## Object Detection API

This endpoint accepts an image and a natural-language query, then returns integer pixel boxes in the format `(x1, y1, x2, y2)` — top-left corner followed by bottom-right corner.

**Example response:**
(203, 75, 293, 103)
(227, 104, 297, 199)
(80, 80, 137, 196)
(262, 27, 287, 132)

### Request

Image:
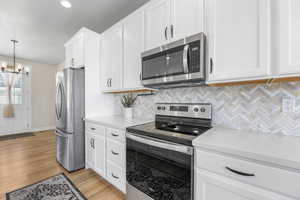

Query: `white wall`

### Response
(56, 61, 65, 72)
(0, 55, 57, 131)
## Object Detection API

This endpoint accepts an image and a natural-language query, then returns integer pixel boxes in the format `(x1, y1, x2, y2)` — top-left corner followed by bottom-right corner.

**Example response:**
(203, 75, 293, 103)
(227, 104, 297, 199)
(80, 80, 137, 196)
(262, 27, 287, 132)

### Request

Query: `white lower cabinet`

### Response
(106, 161, 126, 193)
(106, 139, 125, 169)
(85, 131, 95, 169)
(195, 169, 292, 200)
(195, 149, 297, 200)
(85, 122, 126, 193)
(94, 134, 106, 177)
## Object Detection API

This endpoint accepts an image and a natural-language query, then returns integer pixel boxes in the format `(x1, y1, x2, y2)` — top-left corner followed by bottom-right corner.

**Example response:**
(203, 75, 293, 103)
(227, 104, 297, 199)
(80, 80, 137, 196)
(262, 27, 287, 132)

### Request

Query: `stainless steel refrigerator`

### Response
(55, 68, 85, 171)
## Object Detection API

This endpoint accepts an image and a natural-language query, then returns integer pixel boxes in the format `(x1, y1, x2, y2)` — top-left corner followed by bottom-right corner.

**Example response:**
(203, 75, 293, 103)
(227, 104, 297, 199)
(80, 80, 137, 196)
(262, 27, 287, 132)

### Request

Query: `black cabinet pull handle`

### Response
(210, 58, 214, 74)
(111, 133, 119, 137)
(164, 26, 168, 40)
(91, 128, 96, 130)
(225, 167, 255, 177)
(111, 173, 119, 179)
(111, 150, 119, 155)
(90, 138, 93, 148)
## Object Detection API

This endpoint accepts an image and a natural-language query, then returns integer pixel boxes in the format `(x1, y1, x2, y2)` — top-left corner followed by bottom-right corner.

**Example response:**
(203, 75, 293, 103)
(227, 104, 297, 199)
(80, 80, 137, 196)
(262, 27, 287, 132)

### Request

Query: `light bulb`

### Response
(25, 66, 30, 75)
(17, 64, 23, 72)
(1, 62, 7, 71)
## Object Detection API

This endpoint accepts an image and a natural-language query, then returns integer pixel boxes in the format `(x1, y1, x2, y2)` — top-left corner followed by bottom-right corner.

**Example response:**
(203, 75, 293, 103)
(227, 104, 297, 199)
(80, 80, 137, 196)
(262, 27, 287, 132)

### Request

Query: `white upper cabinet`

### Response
(144, 0, 204, 51)
(72, 34, 84, 67)
(144, 0, 171, 50)
(65, 33, 85, 68)
(101, 22, 123, 91)
(65, 43, 73, 68)
(207, 0, 271, 83)
(278, 0, 300, 76)
(123, 8, 144, 89)
(170, 0, 204, 41)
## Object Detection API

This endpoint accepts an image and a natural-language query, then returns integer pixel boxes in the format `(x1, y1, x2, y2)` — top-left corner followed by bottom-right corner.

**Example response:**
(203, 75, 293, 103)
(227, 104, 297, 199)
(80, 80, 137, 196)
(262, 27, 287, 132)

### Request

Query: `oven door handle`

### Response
(126, 132, 193, 155)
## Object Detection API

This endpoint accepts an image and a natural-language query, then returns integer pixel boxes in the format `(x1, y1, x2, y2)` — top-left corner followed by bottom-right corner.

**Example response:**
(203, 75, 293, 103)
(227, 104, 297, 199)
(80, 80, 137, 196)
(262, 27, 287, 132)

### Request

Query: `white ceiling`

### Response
(0, 0, 149, 65)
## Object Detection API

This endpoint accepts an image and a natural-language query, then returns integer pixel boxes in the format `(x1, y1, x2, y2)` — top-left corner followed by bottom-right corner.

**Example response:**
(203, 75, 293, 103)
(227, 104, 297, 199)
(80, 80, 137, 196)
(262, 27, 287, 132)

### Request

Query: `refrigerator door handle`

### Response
(55, 84, 61, 120)
(55, 130, 68, 138)
(56, 83, 64, 120)
(58, 83, 64, 119)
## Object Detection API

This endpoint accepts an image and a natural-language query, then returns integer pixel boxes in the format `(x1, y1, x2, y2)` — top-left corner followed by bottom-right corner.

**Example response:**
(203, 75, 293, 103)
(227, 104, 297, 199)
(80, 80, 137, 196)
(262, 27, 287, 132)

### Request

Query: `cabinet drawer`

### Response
(85, 123, 105, 135)
(106, 139, 125, 169)
(195, 149, 300, 198)
(106, 128, 125, 142)
(106, 161, 126, 193)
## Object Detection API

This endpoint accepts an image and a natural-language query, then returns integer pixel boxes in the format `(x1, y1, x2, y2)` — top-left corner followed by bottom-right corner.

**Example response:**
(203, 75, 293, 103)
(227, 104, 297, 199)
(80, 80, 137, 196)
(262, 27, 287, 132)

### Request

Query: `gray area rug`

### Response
(6, 173, 86, 200)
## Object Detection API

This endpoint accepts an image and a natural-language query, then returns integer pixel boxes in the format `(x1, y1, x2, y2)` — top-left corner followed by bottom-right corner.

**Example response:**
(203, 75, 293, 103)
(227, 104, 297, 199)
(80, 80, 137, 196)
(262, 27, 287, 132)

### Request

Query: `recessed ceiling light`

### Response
(60, 0, 72, 8)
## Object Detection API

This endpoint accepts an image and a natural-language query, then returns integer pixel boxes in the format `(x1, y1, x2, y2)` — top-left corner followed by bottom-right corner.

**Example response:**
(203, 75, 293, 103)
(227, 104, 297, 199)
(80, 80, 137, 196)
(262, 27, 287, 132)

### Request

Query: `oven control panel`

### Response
(156, 103, 212, 119)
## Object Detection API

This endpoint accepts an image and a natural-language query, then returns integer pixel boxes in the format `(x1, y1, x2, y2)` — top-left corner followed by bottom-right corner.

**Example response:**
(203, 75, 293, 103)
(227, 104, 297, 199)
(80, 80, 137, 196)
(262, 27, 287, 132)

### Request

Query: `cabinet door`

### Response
(207, 0, 270, 82)
(278, 0, 300, 75)
(94, 134, 106, 177)
(73, 34, 85, 68)
(85, 132, 95, 168)
(195, 169, 292, 200)
(123, 8, 144, 89)
(101, 23, 123, 91)
(65, 43, 73, 68)
(144, 0, 171, 50)
(170, 0, 204, 41)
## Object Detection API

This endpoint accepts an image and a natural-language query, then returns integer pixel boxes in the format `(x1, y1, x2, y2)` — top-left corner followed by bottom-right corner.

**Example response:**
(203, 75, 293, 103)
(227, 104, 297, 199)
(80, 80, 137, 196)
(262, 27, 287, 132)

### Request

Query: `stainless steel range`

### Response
(126, 103, 212, 200)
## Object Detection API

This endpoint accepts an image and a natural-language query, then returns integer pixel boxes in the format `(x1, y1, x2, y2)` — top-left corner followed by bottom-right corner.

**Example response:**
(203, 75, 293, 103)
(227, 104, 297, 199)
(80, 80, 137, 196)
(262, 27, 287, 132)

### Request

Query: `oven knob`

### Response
(162, 106, 166, 111)
(157, 106, 162, 110)
(193, 107, 199, 112)
(200, 107, 206, 113)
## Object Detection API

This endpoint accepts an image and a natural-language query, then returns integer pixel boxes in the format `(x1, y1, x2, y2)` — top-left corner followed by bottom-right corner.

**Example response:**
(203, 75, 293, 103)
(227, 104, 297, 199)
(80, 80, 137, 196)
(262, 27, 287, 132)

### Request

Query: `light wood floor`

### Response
(0, 130, 125, 200)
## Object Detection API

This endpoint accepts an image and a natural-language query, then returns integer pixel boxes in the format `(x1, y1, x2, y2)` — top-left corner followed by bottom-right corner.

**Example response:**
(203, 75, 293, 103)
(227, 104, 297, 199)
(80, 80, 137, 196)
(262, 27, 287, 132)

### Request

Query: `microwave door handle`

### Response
(183, 44, 189, 73)
(200, 32, 206, 75)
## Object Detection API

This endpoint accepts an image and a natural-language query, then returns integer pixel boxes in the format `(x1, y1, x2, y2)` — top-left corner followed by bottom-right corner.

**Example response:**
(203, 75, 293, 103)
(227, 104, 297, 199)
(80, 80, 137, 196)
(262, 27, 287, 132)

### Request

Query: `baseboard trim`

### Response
(0, 126, 55, 136)
(30, 126, 55, 133)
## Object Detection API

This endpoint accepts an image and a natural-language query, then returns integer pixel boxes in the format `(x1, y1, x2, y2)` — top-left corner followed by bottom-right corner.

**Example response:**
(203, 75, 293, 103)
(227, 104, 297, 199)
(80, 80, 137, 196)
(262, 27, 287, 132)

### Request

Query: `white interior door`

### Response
(0, 73, 31, 135)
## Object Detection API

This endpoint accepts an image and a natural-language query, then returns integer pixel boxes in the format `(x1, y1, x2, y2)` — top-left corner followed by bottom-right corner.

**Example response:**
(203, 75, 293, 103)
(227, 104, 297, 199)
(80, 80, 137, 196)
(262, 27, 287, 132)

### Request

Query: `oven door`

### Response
(126, 132, 194, 200)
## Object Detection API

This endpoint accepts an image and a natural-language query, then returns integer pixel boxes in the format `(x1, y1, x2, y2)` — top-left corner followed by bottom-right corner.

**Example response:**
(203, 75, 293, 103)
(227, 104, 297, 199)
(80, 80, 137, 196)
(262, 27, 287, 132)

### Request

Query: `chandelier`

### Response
(1, 40, 30, 75)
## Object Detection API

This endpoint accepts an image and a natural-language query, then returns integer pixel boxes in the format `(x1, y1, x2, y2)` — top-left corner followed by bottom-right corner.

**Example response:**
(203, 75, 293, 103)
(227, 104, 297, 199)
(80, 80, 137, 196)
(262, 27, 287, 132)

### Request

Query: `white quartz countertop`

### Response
(85, 115, 152, 130)
(193, 127, 300, 171)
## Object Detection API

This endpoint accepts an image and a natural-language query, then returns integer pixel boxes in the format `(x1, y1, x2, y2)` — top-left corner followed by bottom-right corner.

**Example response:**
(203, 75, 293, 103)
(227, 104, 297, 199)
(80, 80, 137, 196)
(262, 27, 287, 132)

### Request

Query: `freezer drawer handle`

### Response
(111, 173, 119, 179)
(225, 167, 255, 177)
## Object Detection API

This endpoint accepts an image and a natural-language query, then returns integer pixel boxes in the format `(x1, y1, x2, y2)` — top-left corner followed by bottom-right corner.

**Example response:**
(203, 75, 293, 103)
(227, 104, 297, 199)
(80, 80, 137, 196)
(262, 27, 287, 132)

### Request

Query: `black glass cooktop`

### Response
(126, 122, 211, 146)
(156, 123, 211, 136)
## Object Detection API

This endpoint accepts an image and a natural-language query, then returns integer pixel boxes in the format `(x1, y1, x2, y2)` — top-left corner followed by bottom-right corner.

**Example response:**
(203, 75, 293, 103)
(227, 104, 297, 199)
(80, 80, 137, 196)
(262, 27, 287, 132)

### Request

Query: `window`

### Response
(0, 73, 23, 105)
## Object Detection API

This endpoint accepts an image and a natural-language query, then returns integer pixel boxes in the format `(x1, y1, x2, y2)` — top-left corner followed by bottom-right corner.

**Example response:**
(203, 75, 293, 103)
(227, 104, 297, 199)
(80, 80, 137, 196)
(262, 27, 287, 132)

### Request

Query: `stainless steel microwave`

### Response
(141, 33, 206, 89)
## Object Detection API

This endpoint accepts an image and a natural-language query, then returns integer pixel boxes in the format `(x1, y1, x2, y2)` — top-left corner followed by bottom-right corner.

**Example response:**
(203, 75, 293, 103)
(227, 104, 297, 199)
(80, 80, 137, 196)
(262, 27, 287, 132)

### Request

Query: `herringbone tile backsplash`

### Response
(114, 82, 300, 136)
